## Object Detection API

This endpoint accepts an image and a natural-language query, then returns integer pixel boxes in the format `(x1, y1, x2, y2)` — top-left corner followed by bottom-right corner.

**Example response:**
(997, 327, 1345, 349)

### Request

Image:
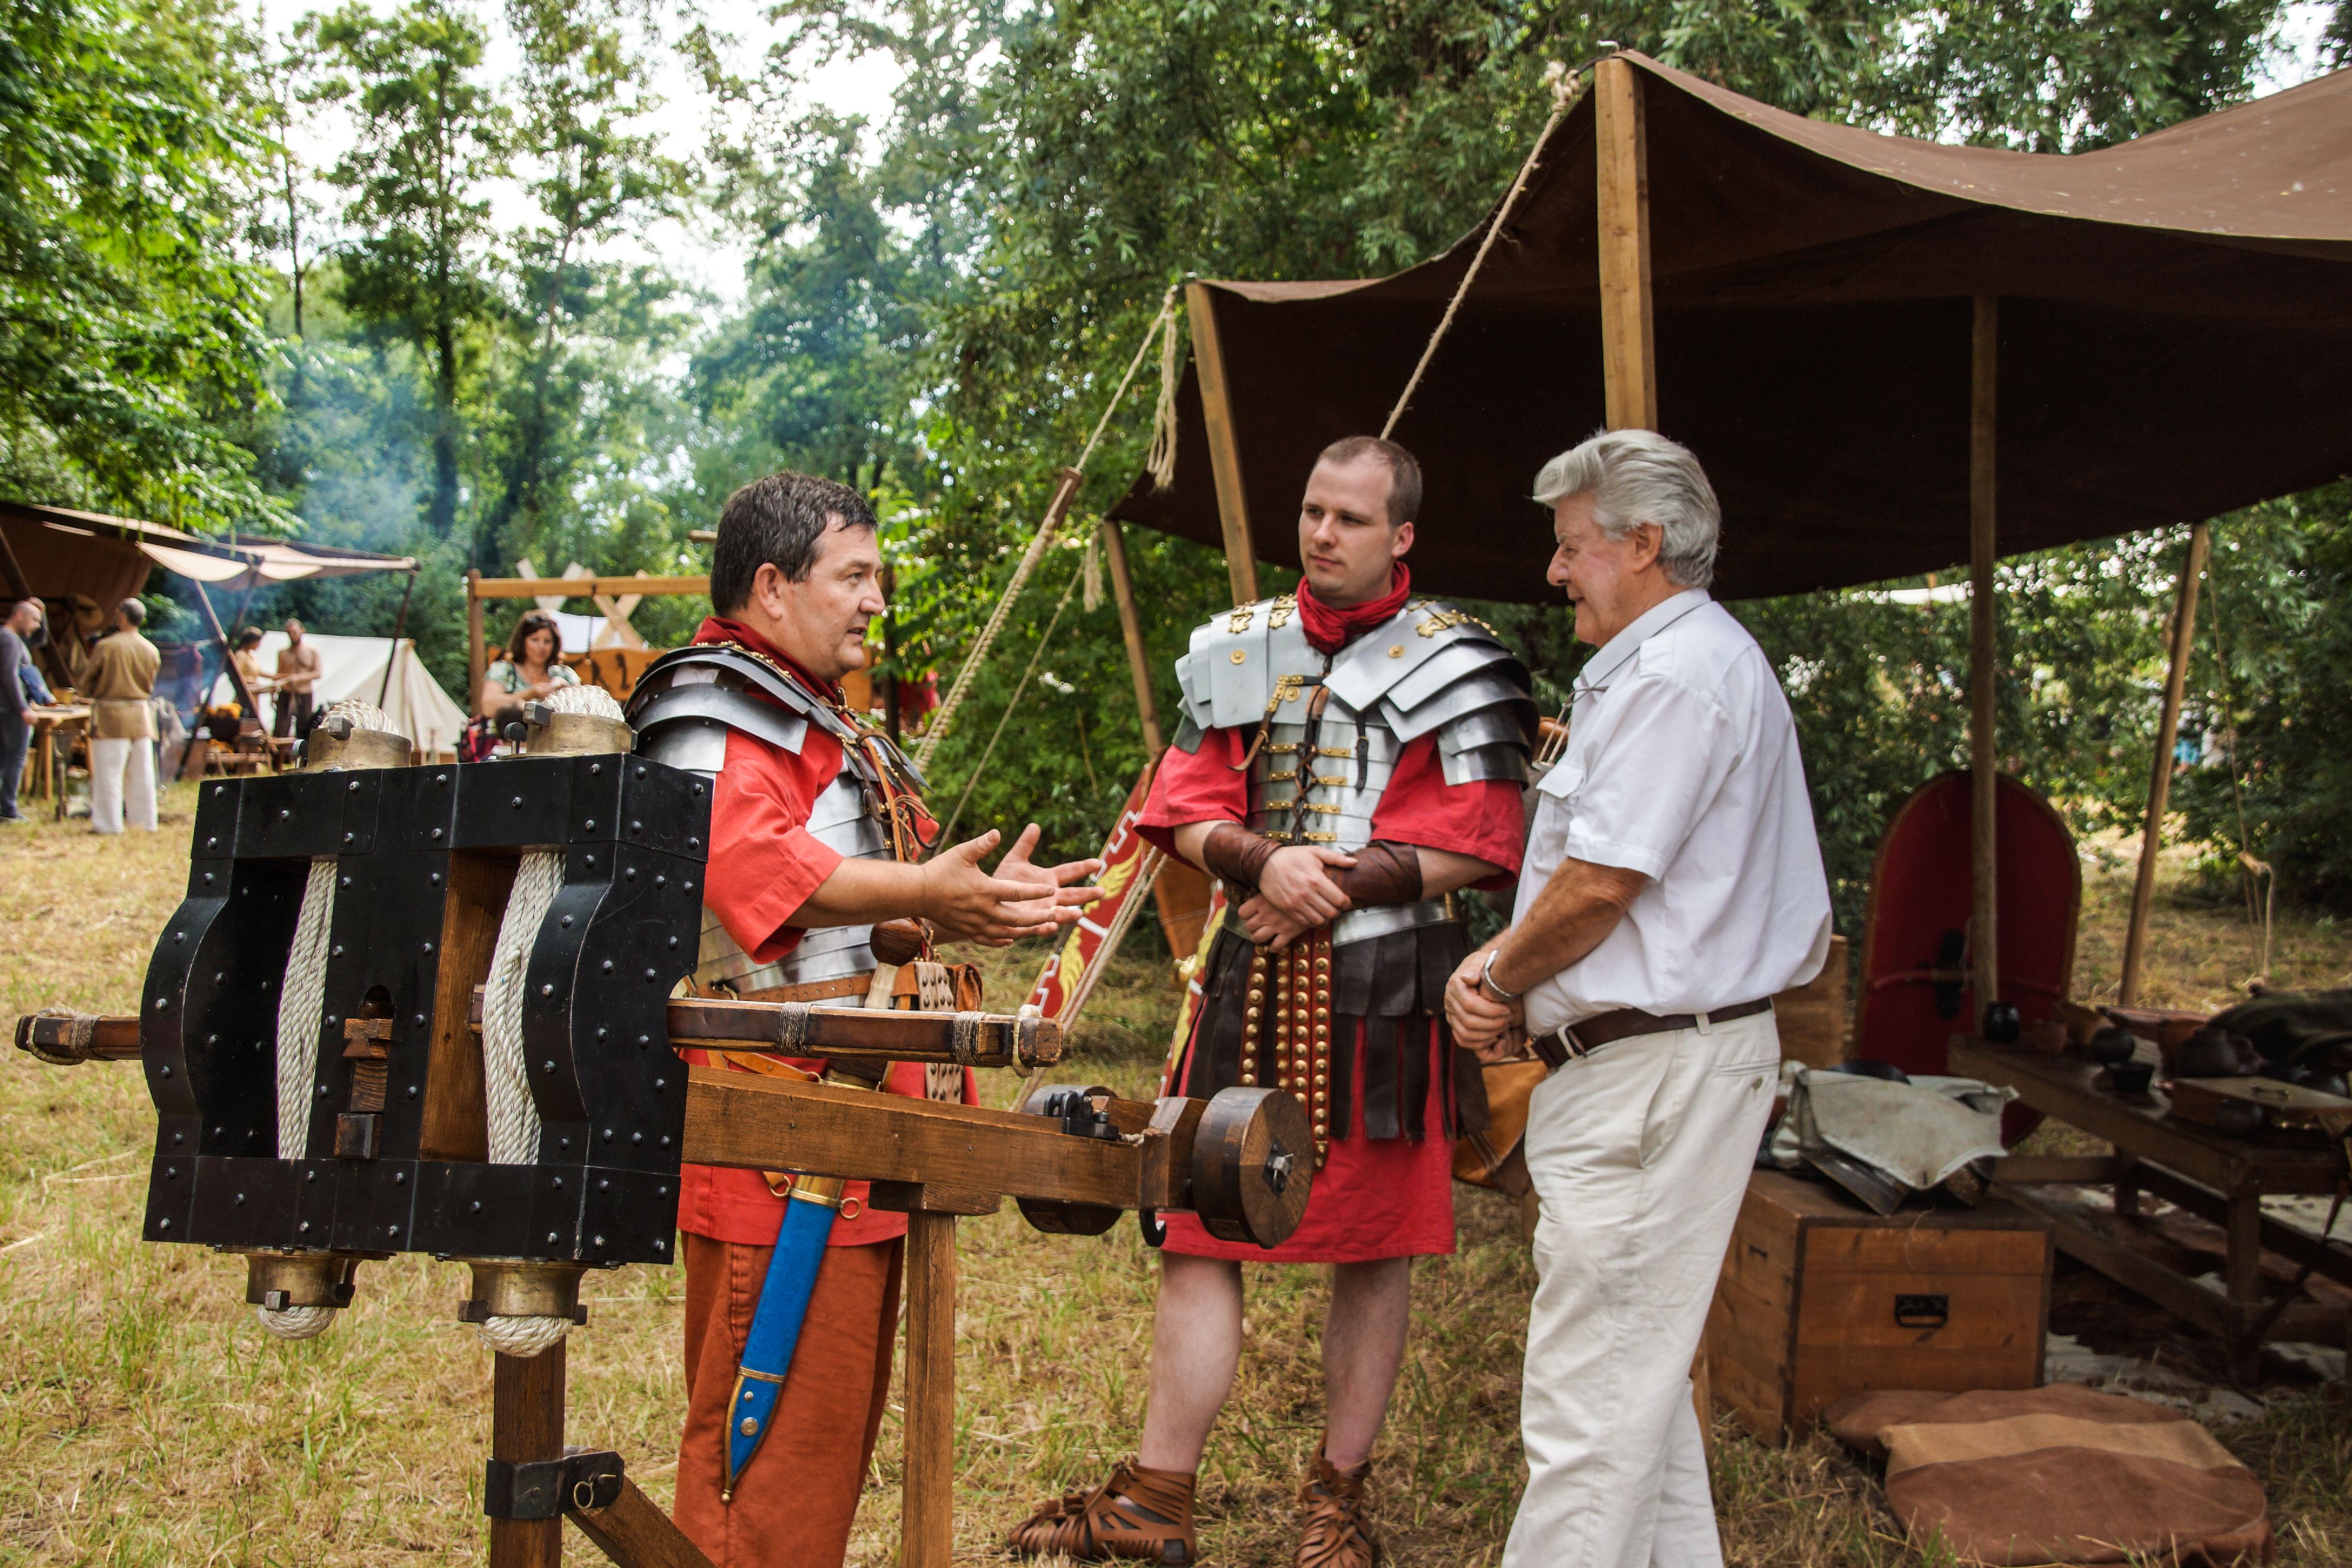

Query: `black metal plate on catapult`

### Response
(188, 1155, 303, 1249)
(574, 1167, 680, 1266)
(232, 770, 359, 860)
(330, 1157, 421, 1253)
(409, 1162, 539, 1259)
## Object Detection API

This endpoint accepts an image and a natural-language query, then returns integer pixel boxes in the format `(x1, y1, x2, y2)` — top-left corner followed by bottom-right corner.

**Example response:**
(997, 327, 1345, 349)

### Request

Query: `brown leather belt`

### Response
(1529, 997, 1774, 1070)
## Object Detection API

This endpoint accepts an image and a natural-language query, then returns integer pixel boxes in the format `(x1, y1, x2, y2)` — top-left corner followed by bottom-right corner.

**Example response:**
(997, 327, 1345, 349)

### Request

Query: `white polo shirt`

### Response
(1513, 589, 1831, 1034)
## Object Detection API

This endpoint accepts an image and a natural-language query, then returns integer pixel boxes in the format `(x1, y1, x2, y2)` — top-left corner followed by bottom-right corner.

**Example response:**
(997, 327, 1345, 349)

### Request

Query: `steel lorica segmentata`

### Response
(1168, 596, 1538, 1150)
(1173, 595, 1536, 945)
(623, 643, 926, 995)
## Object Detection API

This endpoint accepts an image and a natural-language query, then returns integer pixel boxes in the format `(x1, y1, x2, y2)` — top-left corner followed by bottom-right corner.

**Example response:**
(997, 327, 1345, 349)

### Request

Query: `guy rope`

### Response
(915, 283, 1183, 769)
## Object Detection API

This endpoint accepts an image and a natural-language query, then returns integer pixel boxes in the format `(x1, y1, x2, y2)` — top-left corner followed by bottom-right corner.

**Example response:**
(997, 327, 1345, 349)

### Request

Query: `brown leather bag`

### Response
(1452, 1056, 1549, 1197)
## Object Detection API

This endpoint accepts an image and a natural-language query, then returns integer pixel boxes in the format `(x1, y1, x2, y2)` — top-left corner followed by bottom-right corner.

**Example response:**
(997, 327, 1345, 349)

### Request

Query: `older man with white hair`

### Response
(1446, 428, 1830, 1567)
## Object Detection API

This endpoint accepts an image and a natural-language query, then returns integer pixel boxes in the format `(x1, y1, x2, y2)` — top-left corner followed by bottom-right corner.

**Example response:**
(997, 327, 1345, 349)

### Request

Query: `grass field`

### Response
(4, 786, 2349, 1564)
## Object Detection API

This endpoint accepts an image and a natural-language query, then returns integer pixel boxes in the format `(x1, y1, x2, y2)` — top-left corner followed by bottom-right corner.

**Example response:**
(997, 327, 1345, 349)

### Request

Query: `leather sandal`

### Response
(1004, 1460, 1198, 1564)
(1296, 1438, 1377, 1568)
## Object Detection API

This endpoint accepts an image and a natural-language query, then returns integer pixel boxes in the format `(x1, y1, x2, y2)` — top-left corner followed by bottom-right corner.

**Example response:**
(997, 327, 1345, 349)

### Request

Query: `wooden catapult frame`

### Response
(15, 720, 1306, 1568)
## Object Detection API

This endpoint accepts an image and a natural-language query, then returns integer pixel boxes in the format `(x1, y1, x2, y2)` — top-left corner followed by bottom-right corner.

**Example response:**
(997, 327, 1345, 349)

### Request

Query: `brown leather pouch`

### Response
(1452, 1055, 1549, 1197)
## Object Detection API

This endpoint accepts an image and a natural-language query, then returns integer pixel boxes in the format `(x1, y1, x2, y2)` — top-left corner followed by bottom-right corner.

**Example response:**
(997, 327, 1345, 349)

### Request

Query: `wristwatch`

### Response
(1478, 948, 1520, 1003)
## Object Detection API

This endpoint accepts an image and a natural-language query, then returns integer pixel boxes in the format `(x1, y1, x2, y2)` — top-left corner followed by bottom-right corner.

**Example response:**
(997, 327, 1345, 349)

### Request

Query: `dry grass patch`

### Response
(4, 793, 2350, 1564)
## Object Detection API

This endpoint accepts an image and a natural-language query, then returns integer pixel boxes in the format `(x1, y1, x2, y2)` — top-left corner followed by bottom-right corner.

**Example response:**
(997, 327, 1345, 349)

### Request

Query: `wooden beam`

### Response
(1099, 519, 1164, 755)
(899, 1210, 958, 1568)
(680, 1067, 1141, 1206)
(466, 571, 488, 720)
(1969, 296, 2000, 1020)
(565, 1474, 715, 1568)
(489, 1345, 566, 1568)
(1594, 56, 1657, 432)
(2120, 522, 2212, 1005)
(471, 574, 710, 600)
(1185, 282, 1260, 605)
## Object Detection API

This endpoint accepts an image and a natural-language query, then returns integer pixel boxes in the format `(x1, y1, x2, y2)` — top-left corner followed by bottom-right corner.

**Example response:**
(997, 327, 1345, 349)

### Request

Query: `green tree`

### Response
(0, 0, 281, 526)
(309, 0, 508, 539)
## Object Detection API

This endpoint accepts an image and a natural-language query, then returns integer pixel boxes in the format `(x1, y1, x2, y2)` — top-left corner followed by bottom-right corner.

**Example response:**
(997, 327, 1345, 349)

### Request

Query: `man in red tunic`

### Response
(1006, 437, 1534, 1567)
(625, 471, 1101, 1568)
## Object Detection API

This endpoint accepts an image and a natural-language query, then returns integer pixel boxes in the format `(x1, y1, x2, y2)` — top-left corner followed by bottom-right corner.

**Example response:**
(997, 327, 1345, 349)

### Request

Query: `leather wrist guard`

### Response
(1200, 821, 1276, 891)
(1328, 840, 1423, 907)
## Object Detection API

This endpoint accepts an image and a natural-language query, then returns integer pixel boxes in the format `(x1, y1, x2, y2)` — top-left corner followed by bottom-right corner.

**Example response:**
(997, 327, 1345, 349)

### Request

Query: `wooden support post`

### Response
(900, 1210, 958, 1568)
(1099, 519, 1164, 756)
(467, 571, 488, 719)
(1594, 55, 1657, 432)
(1969, 296, 2000, 1020)
(2119, 521, 2212, 1005)
(1185, 282, 1259, 605)
(491, 1344, 567, 1568)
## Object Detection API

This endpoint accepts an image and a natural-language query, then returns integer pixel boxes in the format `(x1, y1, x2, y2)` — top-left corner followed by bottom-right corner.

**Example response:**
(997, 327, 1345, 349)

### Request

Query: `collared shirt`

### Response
(1513, 589, 1830, 1032)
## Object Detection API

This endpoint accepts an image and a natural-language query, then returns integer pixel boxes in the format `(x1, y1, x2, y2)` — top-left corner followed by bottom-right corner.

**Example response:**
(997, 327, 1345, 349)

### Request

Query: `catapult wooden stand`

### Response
(13, 743, 1309, 1568)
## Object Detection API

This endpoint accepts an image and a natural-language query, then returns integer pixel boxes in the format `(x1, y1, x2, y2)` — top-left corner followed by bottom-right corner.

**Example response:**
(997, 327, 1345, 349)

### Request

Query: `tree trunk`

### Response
(432, 319, 460, 538)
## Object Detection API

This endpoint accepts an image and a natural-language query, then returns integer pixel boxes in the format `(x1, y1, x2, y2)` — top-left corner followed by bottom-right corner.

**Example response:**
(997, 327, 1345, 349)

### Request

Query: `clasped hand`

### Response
(1237, 845, 1356, 950)
(1444, 944, 1530, 1063)
(920, 823, 1103, 945)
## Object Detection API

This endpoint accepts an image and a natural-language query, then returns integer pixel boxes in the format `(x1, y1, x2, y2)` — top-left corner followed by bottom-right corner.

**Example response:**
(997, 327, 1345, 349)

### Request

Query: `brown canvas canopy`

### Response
(1109, 54, 2352, 602)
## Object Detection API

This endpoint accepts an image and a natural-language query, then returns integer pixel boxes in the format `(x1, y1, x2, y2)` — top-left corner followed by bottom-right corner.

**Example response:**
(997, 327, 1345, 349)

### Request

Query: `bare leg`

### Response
(1136, 1253, 1245, 1472)
(1322, 1258, 1412, 1469)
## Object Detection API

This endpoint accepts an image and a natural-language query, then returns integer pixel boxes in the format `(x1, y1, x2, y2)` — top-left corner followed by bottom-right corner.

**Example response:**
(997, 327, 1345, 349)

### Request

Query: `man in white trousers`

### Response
(1446, 429, 1830, 1568)
(84, 597, 162, 835)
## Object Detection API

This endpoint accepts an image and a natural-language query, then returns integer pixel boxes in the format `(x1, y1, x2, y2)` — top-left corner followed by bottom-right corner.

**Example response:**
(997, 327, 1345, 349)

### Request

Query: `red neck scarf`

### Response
(1295, 564, 1412, 654)
(692, 616, 842, 705)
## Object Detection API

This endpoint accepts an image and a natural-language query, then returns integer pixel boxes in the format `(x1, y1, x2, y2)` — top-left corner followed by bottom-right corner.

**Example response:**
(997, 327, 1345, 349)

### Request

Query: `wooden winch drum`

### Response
(1189, 1087, 1312, 1247)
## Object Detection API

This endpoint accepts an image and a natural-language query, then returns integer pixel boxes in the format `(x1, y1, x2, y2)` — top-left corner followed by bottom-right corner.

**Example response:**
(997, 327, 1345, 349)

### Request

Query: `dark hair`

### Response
(1315, 436, 1423, 528)
(709, 471, 879, 613)
(235, 626, 263, 649)
(119, 597, 146, 627)
(506, 609, 562, 665)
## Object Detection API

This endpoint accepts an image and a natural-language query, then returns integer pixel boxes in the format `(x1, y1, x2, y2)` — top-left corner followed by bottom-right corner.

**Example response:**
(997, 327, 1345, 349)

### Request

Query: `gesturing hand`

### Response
(919, 826, 1102, 946)
(1256, 845, 1356, 928)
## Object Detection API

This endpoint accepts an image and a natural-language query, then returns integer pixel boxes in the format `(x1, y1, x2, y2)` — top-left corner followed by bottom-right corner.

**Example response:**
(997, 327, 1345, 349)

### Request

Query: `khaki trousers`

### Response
(1502, 1009, 1779, 1568)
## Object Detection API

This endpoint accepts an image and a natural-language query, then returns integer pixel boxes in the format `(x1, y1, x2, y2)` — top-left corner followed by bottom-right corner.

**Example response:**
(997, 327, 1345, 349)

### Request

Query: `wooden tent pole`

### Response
(1185, 282, 1259, 605)
(466, 571, 488, 719)
(1594, 56, 1657, 432)
(2119, 522, 2212, 1005)
(1969, 296, 2000, 1020)
(1099, 519, 1164, 756)
(190, 579, 261, 725)
(377, 567, 418, 709)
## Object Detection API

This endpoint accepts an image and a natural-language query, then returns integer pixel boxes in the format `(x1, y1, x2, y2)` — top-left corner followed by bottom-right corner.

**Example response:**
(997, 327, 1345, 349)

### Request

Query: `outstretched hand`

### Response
(919, 825, 1102, 947)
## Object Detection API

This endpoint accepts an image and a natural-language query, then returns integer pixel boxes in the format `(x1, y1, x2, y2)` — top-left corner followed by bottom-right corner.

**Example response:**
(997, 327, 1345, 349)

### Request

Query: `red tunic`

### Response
(1137, 712, 1526, 1263)
(675, 725, 974, 1251)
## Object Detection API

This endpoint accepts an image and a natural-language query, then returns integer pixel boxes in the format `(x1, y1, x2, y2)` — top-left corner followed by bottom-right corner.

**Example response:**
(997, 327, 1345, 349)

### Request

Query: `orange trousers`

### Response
(675, 1233, 904, 1568)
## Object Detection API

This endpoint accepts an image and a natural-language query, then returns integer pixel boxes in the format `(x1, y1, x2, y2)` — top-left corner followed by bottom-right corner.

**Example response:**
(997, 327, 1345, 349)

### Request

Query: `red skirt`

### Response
(1162, 1019, 1457, 1264)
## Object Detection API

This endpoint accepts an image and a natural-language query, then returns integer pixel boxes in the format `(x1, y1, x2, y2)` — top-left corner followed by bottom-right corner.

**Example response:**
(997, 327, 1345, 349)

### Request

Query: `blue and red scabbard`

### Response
(722, 1174, 846, 1500)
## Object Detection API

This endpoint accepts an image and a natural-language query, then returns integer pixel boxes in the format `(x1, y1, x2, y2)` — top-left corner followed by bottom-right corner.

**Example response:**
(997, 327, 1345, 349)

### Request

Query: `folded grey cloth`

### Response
(1770, 1067, 2015, 1193)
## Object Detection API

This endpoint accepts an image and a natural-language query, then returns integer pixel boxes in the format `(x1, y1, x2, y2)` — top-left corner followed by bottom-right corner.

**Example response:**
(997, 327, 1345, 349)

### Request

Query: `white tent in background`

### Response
(208, 632, 470, 758)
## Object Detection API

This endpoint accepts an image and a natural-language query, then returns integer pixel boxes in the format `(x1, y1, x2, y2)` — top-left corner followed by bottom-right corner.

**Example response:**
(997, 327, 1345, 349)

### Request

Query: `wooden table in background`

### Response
(24, 704, 88, 819)
(1953, 1036, 2352, 1380)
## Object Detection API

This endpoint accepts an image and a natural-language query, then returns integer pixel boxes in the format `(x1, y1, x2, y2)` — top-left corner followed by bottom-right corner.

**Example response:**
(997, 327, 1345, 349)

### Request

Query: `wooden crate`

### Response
(1772, 935, 1850, 1069)
(1704, 1169, 2051, 1444)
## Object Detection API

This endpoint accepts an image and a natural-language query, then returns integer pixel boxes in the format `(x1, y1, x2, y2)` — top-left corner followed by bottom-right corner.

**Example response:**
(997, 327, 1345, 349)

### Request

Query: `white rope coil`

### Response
(261, 698, 403, 1343)
(475, 683, 625, 1356)
(258, 1305, 337, 1341)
